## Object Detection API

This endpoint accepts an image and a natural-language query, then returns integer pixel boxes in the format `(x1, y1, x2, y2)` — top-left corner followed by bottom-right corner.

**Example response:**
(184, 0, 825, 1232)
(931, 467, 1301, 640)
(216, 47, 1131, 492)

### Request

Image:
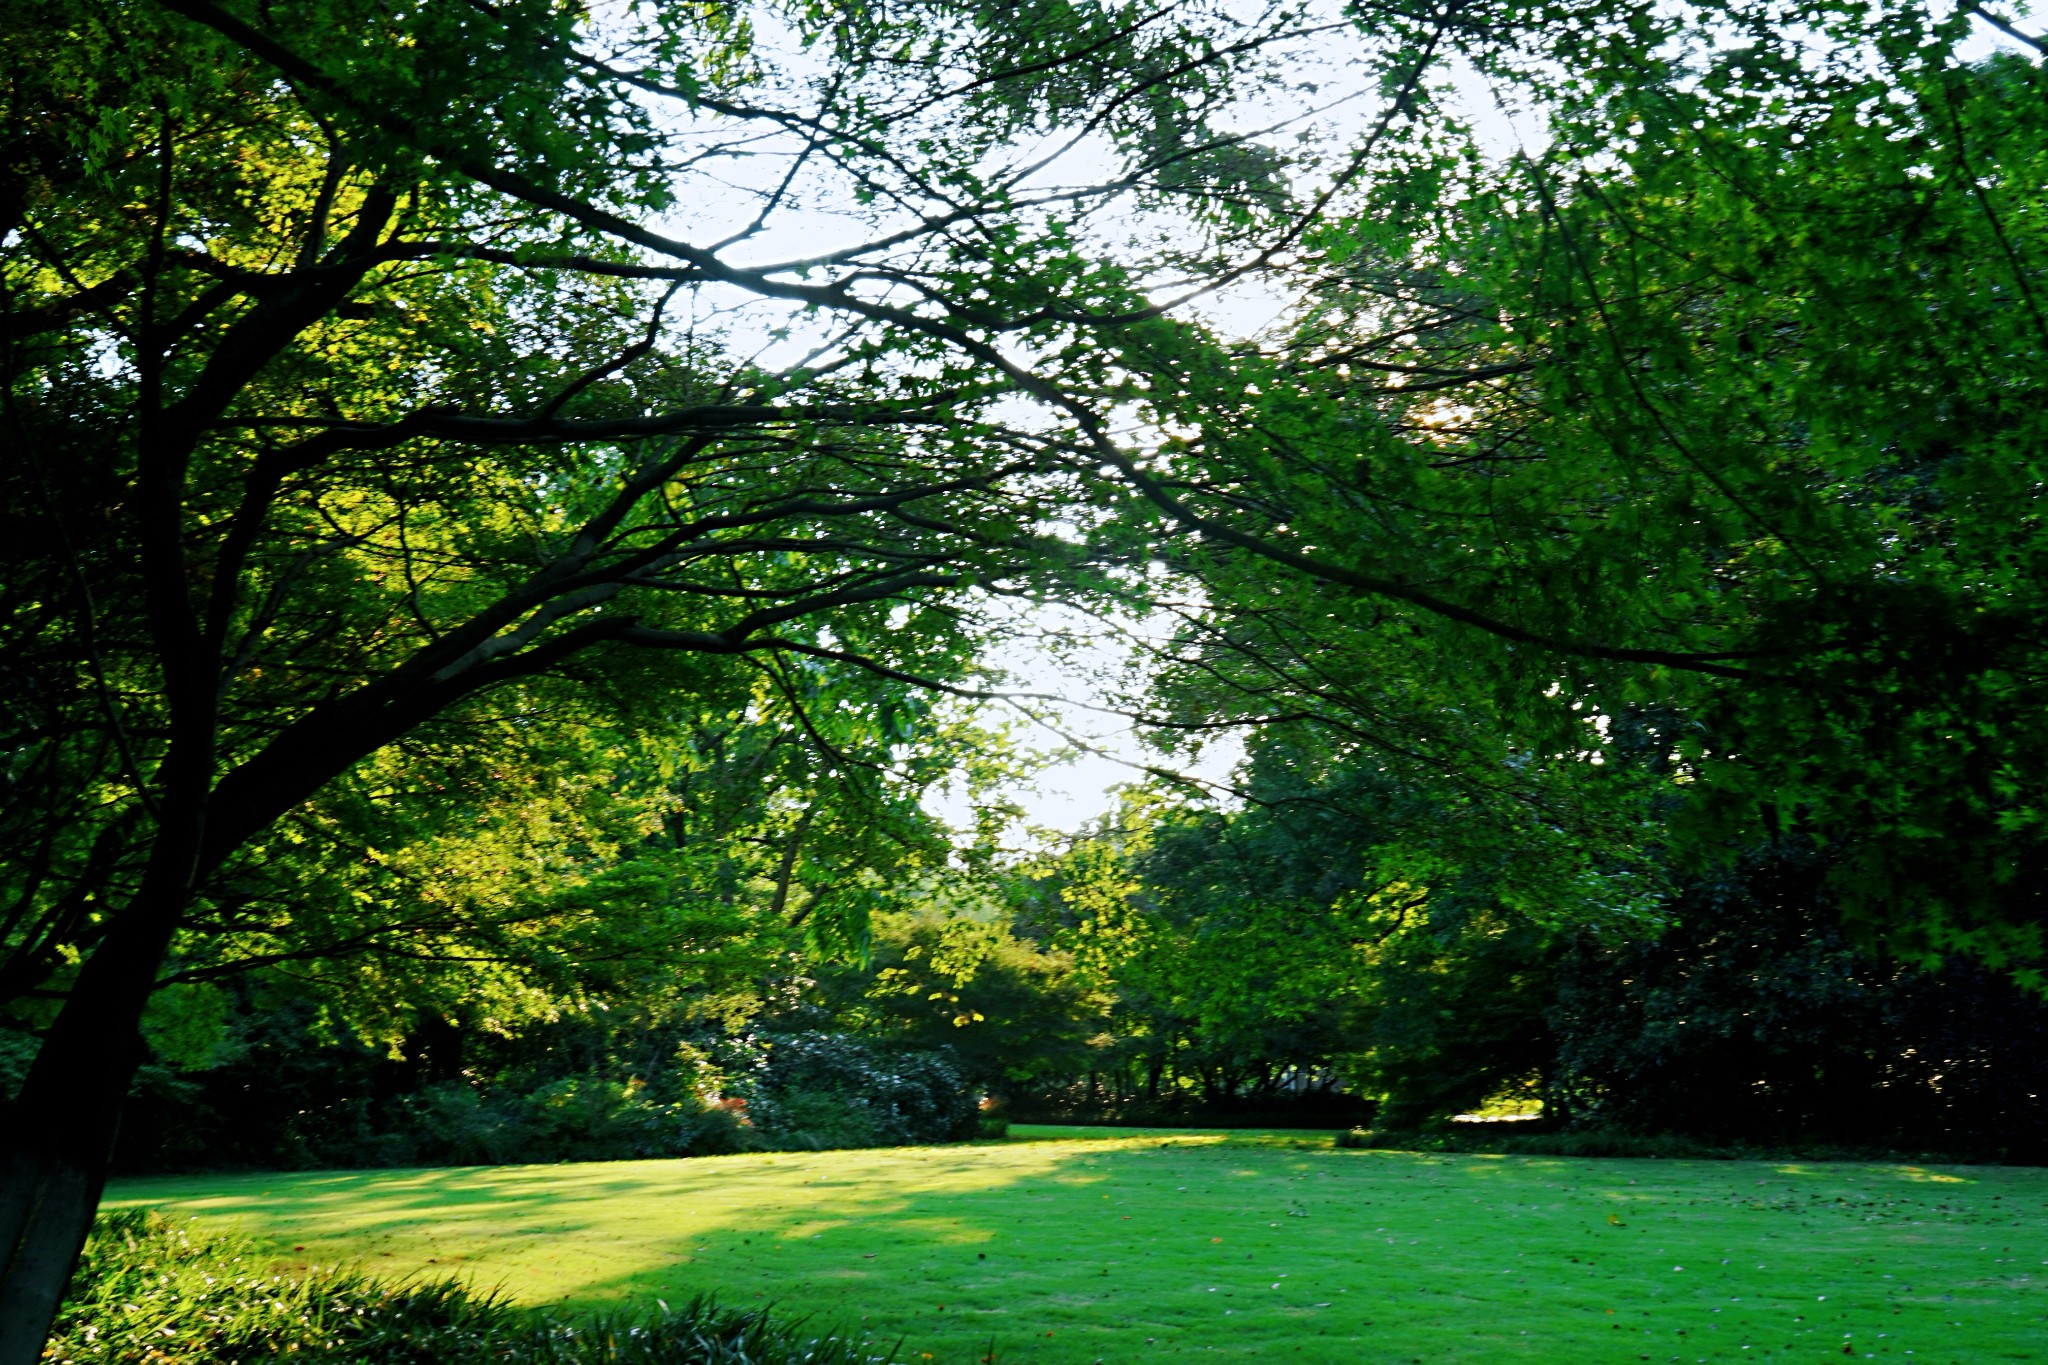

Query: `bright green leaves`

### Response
(1125, 24, 2048, 972)
(1513, 49, 2048, 961)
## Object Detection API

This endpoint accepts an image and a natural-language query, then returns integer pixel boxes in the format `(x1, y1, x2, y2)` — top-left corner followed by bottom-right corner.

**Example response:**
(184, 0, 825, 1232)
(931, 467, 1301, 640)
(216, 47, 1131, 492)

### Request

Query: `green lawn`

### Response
(105, 1125, 2048, 1363)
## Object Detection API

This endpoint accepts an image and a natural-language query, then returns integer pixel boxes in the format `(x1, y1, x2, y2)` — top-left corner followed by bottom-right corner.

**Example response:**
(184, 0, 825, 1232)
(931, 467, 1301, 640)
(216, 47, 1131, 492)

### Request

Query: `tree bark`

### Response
(0, 874, 186, 1365)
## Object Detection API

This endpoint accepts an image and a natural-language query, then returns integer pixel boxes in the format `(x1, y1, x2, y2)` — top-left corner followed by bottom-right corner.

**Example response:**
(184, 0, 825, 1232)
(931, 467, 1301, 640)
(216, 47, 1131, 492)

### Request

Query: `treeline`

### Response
(87, 777, 2048, 1172)
(1045, 789, 2048, 1157)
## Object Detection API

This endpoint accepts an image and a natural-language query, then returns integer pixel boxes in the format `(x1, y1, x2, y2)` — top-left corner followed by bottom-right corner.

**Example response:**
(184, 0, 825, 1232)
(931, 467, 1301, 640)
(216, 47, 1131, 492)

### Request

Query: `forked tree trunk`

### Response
(0, 881, 186, 1365)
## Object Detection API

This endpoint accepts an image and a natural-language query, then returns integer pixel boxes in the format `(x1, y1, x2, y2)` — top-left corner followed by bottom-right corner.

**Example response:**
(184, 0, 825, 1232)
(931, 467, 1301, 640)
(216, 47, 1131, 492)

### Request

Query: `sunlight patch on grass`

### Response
(107, 1127, 2048, 1364)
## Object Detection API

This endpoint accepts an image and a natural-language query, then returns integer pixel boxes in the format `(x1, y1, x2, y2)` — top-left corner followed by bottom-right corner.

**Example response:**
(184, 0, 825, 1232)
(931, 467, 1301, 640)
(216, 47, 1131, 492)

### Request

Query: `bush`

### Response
(236, 1077, 759, 1170)
(1008, 1090, 1376, 1129)
(48, 1210, 890, 1364)
(740, 1033, 978, 1151)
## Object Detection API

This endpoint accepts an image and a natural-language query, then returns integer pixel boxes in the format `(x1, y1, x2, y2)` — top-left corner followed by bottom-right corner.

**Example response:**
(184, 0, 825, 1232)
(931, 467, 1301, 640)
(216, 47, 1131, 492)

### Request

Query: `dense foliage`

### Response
(961, 789, 2048, 1156)
(1548, 855, 2048, 1156)
(105, 997, 985, 1171)
(1135, 20, 2048, 969)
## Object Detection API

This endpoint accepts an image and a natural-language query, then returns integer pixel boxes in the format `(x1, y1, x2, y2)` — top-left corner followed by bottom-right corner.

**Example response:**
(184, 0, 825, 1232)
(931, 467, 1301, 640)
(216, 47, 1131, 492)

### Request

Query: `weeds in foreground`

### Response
(48, 1210, 890, 1364)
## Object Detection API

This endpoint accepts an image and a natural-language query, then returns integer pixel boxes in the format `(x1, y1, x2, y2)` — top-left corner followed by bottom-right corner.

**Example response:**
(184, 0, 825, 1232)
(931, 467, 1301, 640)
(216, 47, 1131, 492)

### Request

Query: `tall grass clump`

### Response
(48, 1210, 891, 1364)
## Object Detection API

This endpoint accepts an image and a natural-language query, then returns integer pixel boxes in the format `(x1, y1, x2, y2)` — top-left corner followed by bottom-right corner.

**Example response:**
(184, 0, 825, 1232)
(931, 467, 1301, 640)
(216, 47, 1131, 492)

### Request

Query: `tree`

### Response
(1, 0, 1413, 1347)
(1121, 11, 2048, 969)
(1014, 712, 1643, 1121)
(816, 889, 1113, 1100)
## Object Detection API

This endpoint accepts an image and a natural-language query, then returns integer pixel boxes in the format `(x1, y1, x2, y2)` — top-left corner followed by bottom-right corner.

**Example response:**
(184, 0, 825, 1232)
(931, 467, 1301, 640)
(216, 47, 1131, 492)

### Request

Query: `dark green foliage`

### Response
(48, 1211, 888, 1365)
(820, 906, 1108, 1097)
(1008, 753, 1591, 1129)
(1548, 853, 2048, 1158)
(1347, 908, 1559, 1132)
(113, 1004, 986, 1170)
(739, 1032, 979, 1150)
(1002, 792, 1396, 1123)
(1309, 843, 2048, 1153)
(121, 1068, 751, 1171)
(113, 1001, 753, 1172)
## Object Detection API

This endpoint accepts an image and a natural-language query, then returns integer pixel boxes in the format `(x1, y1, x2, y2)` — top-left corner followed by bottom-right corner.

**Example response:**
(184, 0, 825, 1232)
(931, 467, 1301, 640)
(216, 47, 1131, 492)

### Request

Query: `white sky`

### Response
(932, 603, 1249, 837)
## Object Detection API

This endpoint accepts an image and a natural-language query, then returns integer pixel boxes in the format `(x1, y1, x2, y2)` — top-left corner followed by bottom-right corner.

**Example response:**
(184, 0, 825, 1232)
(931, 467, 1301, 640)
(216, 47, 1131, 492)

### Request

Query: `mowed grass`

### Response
(106, 1125, 2048, 1364)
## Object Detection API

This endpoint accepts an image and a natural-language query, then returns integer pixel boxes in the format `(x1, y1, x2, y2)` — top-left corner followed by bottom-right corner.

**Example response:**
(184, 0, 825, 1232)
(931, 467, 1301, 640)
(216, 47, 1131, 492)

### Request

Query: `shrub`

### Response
(750, 1089, 885, 1151)
(741, 1033, 978, 1150)
(48, 1210, 890, 1364)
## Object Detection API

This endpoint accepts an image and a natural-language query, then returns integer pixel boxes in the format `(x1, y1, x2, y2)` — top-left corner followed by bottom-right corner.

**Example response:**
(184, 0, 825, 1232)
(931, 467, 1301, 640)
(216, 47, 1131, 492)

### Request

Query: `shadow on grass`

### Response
(107, 1131, 2048, 1365)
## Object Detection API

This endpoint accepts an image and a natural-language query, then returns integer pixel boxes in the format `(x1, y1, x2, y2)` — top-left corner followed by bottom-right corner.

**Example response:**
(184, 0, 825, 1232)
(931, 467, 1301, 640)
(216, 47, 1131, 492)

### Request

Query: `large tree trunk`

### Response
(0, 1151, 107, 1365)
(0, 878, 189, 1365)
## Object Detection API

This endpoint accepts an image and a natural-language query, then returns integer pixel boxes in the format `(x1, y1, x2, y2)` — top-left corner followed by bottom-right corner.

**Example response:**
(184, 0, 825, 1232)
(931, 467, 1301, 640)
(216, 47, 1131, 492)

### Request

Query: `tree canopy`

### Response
(6, 0, 2048, 1354)
(1127, 13, 2048, 971)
